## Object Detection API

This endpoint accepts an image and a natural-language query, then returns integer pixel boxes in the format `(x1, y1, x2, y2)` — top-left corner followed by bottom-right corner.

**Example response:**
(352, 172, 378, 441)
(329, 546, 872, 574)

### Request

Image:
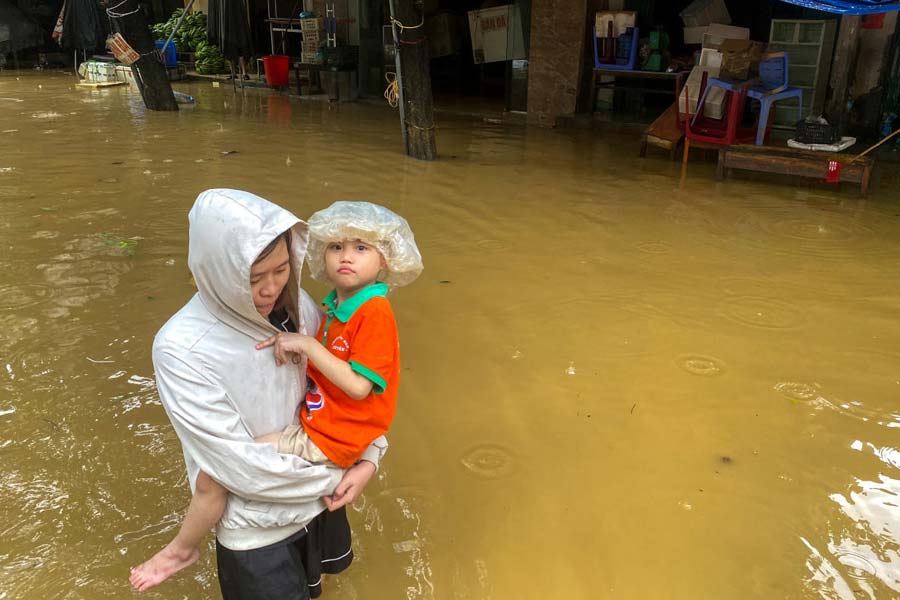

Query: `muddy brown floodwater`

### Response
(2, 71, 900, 599)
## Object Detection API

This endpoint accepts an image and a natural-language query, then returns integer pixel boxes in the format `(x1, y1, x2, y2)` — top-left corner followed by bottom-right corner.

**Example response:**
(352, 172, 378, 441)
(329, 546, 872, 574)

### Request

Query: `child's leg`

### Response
(128, 471, 227, 591)
(258, 425, 330, 463)
(255, 431, 282, 447)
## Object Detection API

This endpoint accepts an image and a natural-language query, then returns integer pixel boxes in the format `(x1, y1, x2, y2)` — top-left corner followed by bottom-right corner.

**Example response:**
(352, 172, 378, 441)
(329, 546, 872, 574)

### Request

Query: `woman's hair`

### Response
(254, 229, 292, 264)
(253, 228, 299, 327)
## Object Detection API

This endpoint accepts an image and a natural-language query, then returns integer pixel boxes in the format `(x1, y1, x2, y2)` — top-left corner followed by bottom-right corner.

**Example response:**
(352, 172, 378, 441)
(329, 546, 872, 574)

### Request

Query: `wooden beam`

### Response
(826, 15, 861, 132)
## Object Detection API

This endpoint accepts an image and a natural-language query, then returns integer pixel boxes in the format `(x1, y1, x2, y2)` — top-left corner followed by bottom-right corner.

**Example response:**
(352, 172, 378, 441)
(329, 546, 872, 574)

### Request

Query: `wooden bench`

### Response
(639, 102, 683, 160)
(717, 144, 874, 195)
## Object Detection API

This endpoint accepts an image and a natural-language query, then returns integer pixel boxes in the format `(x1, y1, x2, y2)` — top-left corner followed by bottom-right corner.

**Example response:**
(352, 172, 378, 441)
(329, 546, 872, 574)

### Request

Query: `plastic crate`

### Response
(300, 17, 323, 31)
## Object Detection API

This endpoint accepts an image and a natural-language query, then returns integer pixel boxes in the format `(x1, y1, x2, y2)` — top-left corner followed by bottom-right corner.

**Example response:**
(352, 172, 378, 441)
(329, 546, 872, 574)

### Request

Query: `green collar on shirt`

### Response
(322, 282, 389, 323)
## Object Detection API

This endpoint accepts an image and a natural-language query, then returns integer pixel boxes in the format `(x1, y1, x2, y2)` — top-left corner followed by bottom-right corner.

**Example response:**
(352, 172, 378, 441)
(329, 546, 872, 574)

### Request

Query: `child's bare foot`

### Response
(129, 544, 200, 592)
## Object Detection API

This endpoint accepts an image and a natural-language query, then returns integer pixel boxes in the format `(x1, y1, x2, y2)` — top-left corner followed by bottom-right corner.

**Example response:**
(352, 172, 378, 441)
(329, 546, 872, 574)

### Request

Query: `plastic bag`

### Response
(306, 201, 423, 289)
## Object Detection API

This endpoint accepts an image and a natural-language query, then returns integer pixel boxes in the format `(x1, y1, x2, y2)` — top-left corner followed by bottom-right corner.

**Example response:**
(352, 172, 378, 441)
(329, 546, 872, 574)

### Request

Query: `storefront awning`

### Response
(779, 0, 900, 14)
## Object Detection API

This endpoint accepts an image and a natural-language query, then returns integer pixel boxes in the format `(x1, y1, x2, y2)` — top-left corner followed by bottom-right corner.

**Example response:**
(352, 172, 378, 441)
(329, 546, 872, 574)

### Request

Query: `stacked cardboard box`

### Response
(681, 0, 731, 44)
(78, 61, 118, 83)
(678, 48, 726, 119)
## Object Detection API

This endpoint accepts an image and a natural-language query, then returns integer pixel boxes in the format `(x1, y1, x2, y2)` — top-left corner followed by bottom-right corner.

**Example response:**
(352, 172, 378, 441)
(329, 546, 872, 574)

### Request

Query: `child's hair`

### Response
(306, 201, 423, 288)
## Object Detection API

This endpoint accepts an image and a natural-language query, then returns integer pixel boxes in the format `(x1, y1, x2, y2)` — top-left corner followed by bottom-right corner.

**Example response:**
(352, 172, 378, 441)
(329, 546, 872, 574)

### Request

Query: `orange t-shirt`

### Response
(300, 284, 399, 467)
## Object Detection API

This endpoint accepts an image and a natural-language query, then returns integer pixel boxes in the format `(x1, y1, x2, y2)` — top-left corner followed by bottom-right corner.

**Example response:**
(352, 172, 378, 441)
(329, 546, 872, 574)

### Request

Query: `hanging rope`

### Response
(384, 72, 399, 107)
(389, 15, 425, 31)
(106, 0, 140, 18)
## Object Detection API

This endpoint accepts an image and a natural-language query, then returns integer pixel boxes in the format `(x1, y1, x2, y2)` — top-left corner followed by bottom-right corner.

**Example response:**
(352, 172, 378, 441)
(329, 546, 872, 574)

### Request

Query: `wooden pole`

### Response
(108, 0, 178, 111)
(826, 15, 861, 133)
(392, 0, 436, 160)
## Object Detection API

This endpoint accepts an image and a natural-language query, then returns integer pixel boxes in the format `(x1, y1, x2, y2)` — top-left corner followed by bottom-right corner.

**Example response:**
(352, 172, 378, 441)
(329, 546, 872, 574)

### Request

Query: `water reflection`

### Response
(803, 470, 900, 599)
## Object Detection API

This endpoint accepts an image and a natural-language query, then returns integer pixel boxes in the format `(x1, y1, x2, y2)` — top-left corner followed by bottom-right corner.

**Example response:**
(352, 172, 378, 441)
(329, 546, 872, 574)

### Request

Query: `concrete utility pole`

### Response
(391, 0, 436, 160)
(108, 0, 178, 111)
(826, 15, 861, 133)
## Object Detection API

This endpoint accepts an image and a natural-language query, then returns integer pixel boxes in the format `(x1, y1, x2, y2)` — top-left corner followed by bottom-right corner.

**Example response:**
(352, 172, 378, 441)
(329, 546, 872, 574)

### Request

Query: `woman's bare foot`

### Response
(129, 544, 200, 592)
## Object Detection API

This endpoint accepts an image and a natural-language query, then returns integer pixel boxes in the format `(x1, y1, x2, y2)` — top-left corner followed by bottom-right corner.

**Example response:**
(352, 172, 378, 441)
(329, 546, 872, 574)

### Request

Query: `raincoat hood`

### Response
(188, 188, 308, 338)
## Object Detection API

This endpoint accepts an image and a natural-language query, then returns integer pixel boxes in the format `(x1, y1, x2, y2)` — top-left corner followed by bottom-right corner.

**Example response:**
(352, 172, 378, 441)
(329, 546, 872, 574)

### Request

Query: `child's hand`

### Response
(255, 333, 311, 366)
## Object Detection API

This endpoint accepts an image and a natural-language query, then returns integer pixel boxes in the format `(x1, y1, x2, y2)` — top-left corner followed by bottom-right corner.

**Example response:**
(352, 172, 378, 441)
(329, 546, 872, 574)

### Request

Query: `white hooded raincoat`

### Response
(153, 189, 387, 551)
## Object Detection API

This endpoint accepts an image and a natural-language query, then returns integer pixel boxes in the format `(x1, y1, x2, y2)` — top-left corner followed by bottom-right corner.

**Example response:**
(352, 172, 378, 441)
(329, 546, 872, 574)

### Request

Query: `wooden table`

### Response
(717, 145, 874, 195)
(591, 69, 686, 112)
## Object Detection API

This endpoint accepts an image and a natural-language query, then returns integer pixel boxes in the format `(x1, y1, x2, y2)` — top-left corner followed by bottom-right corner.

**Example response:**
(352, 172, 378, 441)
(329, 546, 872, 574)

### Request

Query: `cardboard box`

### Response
(719, 39, 764, 80)
(595, 11, 636, 37)
(78, 61, 118, 83)
(683, 26, 708, 44)
(679, 64, 726, 119)
(699, 47, 723, 70)
(468, 5, 526, 64)
(680, 0, 730, 27)
(684, 22, 747, 45)
(115, 64, 136, 85)
(701, 24, 750, 48)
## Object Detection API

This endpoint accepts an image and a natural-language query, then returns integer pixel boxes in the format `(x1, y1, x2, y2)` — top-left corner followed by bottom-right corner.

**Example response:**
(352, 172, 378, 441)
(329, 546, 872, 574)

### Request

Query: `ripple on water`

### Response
(636, 241, 671, 254)
(719, 296, 805, 330)
(873, 446, 900, 469)
(774, 382, 820, 402)
(677, 354, 725, 377)
(776, 382, 899, 428)
(720, 276, 807, 298)
(833, 549, 878, 581)
(460, 443, 516, 479)
(474, 238, 508, 252)
(0, 284, 54, 311)
(735, 211, 896, 261)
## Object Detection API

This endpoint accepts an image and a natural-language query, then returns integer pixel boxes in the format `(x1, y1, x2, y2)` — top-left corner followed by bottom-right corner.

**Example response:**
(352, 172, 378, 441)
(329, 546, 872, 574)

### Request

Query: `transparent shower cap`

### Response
(306, 201, 423, 288)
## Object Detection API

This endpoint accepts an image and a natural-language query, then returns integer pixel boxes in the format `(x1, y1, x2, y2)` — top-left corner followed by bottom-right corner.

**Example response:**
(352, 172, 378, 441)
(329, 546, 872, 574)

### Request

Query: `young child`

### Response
(129, 201, 422, 592)
(255, 201, 423, 469)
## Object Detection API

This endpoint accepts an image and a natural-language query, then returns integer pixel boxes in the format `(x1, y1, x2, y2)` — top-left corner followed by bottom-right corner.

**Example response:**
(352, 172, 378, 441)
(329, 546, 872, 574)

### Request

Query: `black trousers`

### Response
(216, 507, 353, 600)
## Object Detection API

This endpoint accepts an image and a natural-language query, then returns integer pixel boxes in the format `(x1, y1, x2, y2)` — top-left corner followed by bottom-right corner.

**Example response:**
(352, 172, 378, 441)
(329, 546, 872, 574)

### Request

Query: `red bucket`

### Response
(263, 55, 289, 87)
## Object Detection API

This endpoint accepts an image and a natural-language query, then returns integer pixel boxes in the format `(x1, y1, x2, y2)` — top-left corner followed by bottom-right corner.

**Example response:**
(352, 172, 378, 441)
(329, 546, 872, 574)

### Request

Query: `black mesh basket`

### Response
(795, 120, 839, 145)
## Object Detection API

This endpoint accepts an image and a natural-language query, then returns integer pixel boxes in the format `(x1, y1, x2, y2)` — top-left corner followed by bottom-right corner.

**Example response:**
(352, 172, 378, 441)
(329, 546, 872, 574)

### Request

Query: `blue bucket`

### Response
(155, 40, 177, 68)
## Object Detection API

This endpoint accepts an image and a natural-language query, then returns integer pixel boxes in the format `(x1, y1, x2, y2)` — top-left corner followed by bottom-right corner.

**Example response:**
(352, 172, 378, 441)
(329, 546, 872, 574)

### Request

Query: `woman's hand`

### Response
(255, 333, 312, 366)
(323, 460, 376, 511)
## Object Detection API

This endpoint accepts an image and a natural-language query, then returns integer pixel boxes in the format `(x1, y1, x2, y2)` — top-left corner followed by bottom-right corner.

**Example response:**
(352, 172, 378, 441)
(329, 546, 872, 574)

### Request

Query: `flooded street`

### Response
(2, 71, 900, 599)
